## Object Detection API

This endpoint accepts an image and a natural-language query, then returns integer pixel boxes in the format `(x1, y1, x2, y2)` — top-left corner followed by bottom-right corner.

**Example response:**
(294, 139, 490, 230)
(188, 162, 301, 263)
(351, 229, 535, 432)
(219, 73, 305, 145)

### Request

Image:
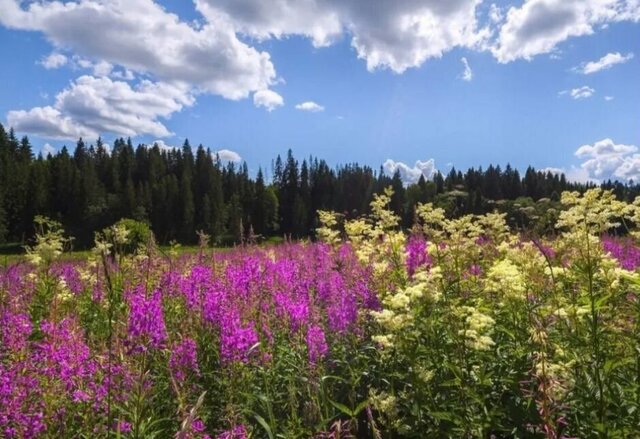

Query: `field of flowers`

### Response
(2, 188, 640, 438)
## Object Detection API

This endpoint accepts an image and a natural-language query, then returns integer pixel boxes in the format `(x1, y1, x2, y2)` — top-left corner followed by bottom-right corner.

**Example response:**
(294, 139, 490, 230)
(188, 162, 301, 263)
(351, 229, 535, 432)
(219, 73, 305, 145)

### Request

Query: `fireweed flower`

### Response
(405, 235, 431, 276)
(220, 311, 259, 363)
(127, 287, 168, 353)
(51, 263, 84, 295)
(0, 311, 32, 353)
(466, 264, 483, 277)
(169, 338, 200, 383)
(216, 425, 248, 439)
(115, 420, 132, 434)
(0, 362, 46, 439)
(602, 236, 640, 271)
(306, 325, 328, 365)
(179, 266, 213, 309)
(37, 319, 99, 392)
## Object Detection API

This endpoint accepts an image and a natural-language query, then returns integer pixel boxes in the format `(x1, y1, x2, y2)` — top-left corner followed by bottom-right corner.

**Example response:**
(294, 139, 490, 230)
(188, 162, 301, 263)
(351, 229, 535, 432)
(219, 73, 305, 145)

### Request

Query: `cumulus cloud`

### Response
(111, 69, 135, 81)
(40, 52, 67, 69)
(41, 142, 56, 157)
(493, 0, 640, 63)
(541, 166, 564, 175)
(575, 138, 640, 182)
(460, 57, 473, 81)
(5, 0, 640, 140)
(8, 75, 194, 140)
(541, 166, 594, 183)
(74, 57, 114, 77)
(383, 159, 437, 185)
(149, 140, 177, 151)
(7, 106, 97, 140)
(570, 86, 595, 99)
(196, 0, 490, 73)
(488, 3, 504, 23)
(574, 51, 634, 74)
(605, 95, 615, 101)
(560, 86, 595, 99)
(253, 89, 284, 112)
(213, 149, 242, 162)
(0, 0, 276, 99)
(295, 101, 324, 112)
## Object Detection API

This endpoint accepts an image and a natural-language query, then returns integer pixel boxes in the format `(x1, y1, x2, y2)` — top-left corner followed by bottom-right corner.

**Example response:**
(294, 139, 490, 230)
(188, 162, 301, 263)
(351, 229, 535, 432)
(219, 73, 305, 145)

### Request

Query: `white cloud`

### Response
(460, 57, 473, 81)
(0, 0, 276, 99)
(73, 57, 114, 77)
(40, 52, 67, 69)
(41, 142, 56, 156)
(253, 89, 284, 112)
(541, 166, 564, 175)
(560, 85, 595, 99)
(6, 0, 640, 141)
(196, 0, 490, 73)
(383, 159, 437, 185)
(575, 138, 640, 182)
(575, 51, 634, 74)
(605, 95, 615, 101)
(295, 101, 324, 112)
(213, 149, 242, 162)
(493, 0, 640, 63)
(488, 3, 504, 23)
(541, 166, 594, 183)
(111, 69, 135, 81)
(8, 75, 194, 140)
(7, 106, 96, 140)
(150, 140, 177, 151)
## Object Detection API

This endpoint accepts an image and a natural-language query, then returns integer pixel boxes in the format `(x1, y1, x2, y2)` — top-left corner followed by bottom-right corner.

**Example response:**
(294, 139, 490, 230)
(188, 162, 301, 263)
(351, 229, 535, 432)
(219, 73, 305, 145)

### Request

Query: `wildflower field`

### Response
(3, 188, 640, 438)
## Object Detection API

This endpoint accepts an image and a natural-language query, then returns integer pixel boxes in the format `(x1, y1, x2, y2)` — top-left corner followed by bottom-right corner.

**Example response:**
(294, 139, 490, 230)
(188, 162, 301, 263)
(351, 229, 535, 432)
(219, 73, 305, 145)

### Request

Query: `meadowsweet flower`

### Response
(557, 189, 626, 235)
(317, 210, 341, 245)
(487, 259, 526, 299)
(458, 306, 495, 351)
(369, 390, 398, 418)
(372, 334, 394, 349)
(370, 187, 400, 230)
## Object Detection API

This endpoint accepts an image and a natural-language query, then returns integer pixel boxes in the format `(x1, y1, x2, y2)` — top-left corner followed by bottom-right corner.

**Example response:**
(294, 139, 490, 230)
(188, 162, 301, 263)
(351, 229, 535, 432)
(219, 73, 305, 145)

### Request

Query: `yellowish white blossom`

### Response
(487, 258, 526, 299)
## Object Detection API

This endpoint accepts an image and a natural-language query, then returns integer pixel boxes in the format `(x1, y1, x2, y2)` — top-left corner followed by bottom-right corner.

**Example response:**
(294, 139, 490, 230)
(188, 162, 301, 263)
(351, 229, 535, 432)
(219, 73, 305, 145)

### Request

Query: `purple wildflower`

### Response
(217, 425, 248, 439)
(169, 338, 200, 383)
(307, 325, 328, 365)
(126, 287, 168, 353)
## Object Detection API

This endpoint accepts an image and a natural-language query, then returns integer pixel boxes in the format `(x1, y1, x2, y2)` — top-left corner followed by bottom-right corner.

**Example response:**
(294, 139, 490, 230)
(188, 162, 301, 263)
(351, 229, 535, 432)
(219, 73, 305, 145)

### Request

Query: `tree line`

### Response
(1, 122, 638, 248)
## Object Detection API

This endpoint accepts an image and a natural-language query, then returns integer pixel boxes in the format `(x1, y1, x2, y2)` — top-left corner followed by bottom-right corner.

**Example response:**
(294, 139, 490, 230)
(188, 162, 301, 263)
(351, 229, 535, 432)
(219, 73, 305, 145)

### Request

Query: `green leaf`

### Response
(329, 399, 354, 417)
(254, 414, 275, 439)
(353, 399, 370, 416)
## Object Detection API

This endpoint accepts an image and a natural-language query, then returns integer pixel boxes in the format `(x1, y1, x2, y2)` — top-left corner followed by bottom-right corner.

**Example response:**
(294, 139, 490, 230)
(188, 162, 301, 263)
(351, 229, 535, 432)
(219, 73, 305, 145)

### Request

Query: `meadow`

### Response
(2, 188, 640, 438)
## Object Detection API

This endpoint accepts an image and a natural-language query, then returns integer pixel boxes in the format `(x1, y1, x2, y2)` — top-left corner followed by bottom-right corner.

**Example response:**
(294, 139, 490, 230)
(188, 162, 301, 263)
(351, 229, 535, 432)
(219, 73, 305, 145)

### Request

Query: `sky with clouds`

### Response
(0, 0, 639, 183)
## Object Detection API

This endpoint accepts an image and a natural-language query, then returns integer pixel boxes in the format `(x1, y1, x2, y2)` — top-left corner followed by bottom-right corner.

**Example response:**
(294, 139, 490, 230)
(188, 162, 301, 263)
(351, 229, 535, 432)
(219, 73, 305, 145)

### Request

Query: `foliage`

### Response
(4, 188, 640, 437)
(3, 122, 634, 249)
(101, 218, 153, 254)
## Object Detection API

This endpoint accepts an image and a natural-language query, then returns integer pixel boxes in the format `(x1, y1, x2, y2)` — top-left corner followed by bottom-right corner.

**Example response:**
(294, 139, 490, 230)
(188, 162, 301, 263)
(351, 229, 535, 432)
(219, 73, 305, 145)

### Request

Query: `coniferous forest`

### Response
(1, 121, 638, 248)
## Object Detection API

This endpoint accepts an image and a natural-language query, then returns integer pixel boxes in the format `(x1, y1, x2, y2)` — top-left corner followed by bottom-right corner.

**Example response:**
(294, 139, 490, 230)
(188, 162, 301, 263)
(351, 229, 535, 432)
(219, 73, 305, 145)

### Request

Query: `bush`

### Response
(101, 218, 153, 254)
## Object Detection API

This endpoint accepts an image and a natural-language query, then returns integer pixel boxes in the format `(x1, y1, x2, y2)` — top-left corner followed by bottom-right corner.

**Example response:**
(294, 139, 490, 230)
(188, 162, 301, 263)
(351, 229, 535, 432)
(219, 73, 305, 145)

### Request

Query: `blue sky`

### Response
(0, 0, 639, 183)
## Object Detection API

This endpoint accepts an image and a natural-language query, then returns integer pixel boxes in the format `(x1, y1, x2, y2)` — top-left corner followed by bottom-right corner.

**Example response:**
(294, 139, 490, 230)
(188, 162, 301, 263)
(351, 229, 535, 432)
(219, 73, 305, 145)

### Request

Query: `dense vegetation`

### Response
(2, 188, 640, 438)
(3, 122, 639, 249)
